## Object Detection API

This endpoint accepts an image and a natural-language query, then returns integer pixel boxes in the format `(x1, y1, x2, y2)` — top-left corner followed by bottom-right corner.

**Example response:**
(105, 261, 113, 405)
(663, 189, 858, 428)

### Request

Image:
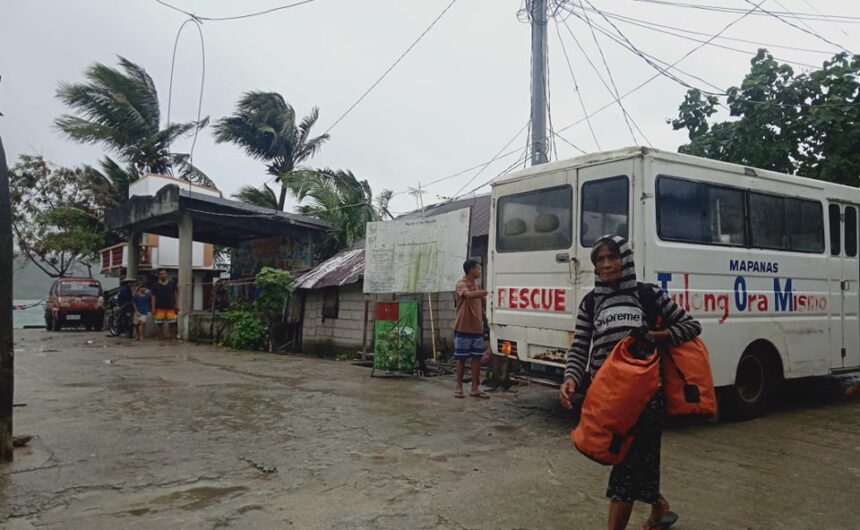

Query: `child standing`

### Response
(132, 284, 152, 341)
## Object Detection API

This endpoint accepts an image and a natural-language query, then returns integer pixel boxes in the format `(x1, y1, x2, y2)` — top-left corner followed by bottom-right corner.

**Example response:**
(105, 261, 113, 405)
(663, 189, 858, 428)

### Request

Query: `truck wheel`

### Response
(52, 316, 62, 332)
(721, 351, 770, 421)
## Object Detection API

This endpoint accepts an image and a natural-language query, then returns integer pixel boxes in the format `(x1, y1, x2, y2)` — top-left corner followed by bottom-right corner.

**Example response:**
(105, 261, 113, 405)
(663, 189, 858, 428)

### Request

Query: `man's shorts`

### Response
(453, 331, 484, 358)
(134, 313, 149, 325)
(154, 309, 177, 324)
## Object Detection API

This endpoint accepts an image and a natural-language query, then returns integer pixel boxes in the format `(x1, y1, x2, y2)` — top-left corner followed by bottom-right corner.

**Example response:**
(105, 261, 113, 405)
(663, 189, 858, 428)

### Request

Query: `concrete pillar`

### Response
(127, 231, 141, 280)
(178, 213, 193, 340)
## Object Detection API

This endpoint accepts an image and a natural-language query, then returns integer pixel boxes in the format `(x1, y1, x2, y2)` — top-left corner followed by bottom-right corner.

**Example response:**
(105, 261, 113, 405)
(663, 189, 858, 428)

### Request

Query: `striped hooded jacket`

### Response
(564, 235, 702, 387)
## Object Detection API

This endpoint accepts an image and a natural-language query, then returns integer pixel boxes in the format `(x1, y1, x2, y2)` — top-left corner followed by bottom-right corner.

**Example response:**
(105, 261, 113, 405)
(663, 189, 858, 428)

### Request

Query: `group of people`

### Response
(116, 269, 179, 345)
(452, 236, 701, 530)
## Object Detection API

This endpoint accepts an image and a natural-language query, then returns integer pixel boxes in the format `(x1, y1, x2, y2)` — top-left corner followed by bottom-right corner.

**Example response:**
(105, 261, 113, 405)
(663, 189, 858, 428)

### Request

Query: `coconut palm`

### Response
(213, 91, 329, 210)
(292, 169, 384, 259)
(55, 56, 213, 187)
(231, 183, 279, 210)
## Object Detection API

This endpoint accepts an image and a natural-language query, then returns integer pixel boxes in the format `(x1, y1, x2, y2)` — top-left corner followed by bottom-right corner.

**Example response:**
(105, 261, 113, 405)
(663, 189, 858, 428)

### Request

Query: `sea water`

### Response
(12, 300, 45, 328)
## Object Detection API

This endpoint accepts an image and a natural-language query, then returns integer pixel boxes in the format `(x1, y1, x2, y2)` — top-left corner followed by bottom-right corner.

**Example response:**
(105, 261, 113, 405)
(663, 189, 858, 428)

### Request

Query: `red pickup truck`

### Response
(44, 277, 105, 331)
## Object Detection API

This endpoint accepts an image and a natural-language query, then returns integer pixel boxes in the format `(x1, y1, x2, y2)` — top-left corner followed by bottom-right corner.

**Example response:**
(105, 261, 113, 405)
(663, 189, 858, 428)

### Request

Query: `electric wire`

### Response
(449, 122, 531, 199)
(742, 0, 852, 53)
(575, 0, 640, 144)
(631, 0, 860, 23)
(323, 0, 459, 135)
(554, 20, 600, 150)
(166, 17, 206, 171)
(155, 0, 317, 22)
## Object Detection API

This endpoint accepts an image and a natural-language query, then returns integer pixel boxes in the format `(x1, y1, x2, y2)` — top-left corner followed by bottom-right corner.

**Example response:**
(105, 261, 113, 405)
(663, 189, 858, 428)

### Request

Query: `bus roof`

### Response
(490, 146, 855, 195)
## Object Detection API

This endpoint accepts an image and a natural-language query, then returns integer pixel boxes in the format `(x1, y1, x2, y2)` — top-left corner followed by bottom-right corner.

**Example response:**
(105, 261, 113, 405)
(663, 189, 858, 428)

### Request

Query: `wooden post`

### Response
(427, 293, 438, 362)
(0, 137, 14, 462)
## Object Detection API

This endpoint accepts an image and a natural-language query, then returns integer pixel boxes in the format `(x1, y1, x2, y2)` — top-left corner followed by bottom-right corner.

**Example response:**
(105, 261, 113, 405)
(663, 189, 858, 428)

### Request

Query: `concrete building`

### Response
(293, 195, 490, 357)
(100, 174, 222, 310)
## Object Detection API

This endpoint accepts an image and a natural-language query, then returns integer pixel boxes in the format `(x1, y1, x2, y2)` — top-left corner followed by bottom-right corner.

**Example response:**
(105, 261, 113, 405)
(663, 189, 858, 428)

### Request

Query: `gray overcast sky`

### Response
(2, 0, 858, 214)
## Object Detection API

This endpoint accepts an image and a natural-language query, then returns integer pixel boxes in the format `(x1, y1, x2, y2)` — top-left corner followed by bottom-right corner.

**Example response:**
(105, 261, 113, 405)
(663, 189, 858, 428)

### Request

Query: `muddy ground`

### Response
(1, 329, 858, 529)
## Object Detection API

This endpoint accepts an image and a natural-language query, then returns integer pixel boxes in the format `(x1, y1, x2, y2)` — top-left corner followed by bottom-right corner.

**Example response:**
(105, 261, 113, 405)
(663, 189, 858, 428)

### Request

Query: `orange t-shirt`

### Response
(455, 277, 484, 334)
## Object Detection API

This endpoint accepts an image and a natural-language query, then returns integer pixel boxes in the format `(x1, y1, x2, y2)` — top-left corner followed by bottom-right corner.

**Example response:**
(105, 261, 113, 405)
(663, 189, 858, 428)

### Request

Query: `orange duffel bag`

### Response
(572, 331, 661, 465)
(661, 337, 717, 417)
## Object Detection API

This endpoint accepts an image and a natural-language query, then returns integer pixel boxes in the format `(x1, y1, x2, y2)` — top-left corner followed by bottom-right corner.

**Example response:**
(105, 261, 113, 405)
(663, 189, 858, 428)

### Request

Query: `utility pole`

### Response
(530, 0, 549, 166)
(0, 136, 13, 462)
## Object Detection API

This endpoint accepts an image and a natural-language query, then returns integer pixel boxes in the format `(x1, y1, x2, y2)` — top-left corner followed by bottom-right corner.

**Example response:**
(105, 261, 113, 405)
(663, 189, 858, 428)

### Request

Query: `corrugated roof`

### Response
(293, 248, 365, 290)
(395, 194, 490, 239)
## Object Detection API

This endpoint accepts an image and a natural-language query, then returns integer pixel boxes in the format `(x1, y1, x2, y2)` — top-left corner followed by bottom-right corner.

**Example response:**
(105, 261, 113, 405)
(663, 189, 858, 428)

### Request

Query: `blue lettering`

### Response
(734, 276, 748, 312)
(774, 278, 793, 311)
(729, 260, 740, 272)
(657, 272, 672, 293)
(773, 263, 779, 274)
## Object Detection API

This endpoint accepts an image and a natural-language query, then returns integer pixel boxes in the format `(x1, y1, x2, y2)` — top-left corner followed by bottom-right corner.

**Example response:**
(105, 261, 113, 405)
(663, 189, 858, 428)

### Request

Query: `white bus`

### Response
(487, 146, 860, 418)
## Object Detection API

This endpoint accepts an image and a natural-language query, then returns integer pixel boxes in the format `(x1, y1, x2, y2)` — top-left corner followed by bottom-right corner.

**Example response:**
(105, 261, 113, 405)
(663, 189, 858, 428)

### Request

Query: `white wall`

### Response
(129, 174, 221, 198)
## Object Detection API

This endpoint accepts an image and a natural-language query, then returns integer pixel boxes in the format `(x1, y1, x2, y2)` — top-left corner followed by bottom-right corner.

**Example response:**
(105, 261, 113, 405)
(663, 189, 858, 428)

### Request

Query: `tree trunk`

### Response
(0, 136, 14, 462)
(278, 183, 287, 211)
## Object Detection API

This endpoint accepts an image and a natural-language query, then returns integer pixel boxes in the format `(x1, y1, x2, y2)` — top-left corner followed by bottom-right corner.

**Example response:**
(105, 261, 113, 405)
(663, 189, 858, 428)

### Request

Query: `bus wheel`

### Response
(721, 350, 772, 421)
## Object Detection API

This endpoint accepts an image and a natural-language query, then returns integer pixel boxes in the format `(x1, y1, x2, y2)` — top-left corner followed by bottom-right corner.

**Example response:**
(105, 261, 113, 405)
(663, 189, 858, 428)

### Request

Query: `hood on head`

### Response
(592, 234, 637, 293)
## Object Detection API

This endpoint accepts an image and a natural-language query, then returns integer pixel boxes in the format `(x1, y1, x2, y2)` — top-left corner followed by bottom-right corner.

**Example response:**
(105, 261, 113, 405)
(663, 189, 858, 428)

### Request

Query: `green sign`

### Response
(373, 301, 418, 372)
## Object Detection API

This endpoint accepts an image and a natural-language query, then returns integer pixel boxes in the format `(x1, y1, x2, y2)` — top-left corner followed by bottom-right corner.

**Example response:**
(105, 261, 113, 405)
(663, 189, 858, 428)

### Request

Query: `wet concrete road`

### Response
(1, 329, 858, 529)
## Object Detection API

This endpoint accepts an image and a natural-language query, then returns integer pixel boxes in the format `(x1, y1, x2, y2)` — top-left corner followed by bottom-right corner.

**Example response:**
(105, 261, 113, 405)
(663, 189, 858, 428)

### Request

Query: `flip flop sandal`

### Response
(470, 392, 490, 399)
(645, 511, 679, 529)
(454, 391, 465, 399)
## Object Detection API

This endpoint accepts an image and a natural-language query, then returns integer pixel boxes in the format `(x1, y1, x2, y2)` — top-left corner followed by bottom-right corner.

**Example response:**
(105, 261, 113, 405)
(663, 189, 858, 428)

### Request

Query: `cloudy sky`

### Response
(2, 0, 858, 214)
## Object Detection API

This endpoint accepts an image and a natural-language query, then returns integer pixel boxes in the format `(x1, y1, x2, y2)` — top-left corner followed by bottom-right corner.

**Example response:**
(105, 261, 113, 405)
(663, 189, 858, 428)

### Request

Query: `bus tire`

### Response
(721, 346, 780, 421)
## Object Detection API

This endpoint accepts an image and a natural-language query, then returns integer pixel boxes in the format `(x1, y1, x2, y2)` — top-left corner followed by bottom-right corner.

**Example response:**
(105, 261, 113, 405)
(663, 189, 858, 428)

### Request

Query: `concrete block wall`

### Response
(300, 282, 464, 358)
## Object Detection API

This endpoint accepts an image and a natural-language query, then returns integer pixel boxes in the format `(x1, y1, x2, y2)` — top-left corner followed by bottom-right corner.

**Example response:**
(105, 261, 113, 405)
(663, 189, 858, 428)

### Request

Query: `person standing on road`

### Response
(117, 278, 135, 330)
(131, 283, 152, 342)
(559, 235, 701, 530)
(454, 259, 489, 399)
(151, 269, 179, 346)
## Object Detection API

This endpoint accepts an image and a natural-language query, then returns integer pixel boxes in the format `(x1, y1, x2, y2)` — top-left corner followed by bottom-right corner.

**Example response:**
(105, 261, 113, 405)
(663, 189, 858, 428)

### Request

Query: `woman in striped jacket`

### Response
(559, 235, 701, 530)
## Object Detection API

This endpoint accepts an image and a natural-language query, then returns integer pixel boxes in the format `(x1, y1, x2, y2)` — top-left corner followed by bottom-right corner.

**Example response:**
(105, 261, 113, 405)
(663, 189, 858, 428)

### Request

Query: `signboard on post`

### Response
(364, 208, 471, 294)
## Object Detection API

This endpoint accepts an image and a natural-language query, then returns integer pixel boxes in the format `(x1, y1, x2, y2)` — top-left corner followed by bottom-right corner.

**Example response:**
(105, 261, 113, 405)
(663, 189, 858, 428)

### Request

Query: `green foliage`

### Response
(231, 183, 279, 210)
(214, 91, 329, 210)
(55, 56, 214, 187)
(9, 155, 106, 277)
(672, 50, 860, 186)
(225, 305, 269, 351)
(292, 169, 386, 260)
(254, 267, 293, 322)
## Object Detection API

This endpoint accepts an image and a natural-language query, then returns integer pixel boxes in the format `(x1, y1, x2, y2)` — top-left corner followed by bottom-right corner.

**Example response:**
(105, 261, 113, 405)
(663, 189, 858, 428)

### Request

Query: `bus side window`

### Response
(846, 206, 857, 257)
(830, 204, 841, 256)
(580, 176, 629, 247)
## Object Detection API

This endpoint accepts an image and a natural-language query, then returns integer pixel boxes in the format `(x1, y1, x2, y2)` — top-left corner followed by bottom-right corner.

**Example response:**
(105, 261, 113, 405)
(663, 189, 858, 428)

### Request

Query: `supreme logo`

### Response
(497, 287, 568, 312)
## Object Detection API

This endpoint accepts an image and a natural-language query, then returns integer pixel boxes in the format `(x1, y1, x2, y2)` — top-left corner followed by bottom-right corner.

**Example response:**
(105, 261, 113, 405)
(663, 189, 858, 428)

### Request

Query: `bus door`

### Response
(829, 202, 860, 369)
(576, 160, 636, 299)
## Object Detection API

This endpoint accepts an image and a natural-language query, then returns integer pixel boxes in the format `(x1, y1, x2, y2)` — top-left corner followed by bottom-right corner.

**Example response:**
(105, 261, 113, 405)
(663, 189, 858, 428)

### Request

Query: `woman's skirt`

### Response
(606, 391, 663, 504)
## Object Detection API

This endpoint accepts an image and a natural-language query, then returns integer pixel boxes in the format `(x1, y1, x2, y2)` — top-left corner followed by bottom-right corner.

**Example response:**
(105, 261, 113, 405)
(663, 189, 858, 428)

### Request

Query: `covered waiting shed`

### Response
(105, 183, 329, 337)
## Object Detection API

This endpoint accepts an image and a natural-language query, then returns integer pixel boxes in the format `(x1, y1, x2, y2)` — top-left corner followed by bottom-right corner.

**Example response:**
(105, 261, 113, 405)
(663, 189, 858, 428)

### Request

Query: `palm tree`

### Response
(213, 91, 329, 210)
(292, 169, 384, 259)
(55, 56, 213, 187)
(231, 183, 279, 210)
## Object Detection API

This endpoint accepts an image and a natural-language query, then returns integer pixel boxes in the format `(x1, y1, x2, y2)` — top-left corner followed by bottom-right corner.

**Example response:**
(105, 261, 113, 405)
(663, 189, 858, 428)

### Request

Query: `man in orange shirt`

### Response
(454, 259, 489, 399)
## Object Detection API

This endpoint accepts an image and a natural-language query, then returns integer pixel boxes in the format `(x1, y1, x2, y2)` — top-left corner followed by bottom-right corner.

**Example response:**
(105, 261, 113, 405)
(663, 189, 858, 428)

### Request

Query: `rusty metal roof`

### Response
(293, 248, 365, 290)
(395, 194, 490, 239)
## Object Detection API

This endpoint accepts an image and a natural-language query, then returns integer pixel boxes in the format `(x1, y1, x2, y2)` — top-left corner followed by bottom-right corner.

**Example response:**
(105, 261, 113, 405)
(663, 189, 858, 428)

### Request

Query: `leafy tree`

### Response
(213, 91, 329, 210)
(672, 50, 860, 186)
(292, 169, 383, 259)
(55, 56, 214, 187)
(9, 156, 106, 277)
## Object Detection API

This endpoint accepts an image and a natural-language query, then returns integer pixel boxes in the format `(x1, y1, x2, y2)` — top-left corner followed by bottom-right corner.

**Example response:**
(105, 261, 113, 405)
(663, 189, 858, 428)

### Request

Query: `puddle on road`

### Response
(148, 485, 248, 511)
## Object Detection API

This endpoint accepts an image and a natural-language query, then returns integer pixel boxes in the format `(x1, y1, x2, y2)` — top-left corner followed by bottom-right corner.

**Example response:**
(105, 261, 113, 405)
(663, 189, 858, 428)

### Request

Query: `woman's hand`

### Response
(646, 329, 672, 342)
(559, 378, 576, 410)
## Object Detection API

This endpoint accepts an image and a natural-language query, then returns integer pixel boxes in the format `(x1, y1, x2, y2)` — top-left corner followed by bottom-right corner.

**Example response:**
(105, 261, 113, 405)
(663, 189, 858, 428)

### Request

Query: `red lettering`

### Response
(704, 293, 717, 312)
(757, 294, 768, 312)
(684, 273, 691, 311)
(691, 293, 703, 311)
(717, 294, 729, 324)
(530, 289, 540, 309)
(540, 289, 553, 310)
(554, 289, 566, 311)
(519, 289, 529, 309)
(498, 288, 507, 308)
